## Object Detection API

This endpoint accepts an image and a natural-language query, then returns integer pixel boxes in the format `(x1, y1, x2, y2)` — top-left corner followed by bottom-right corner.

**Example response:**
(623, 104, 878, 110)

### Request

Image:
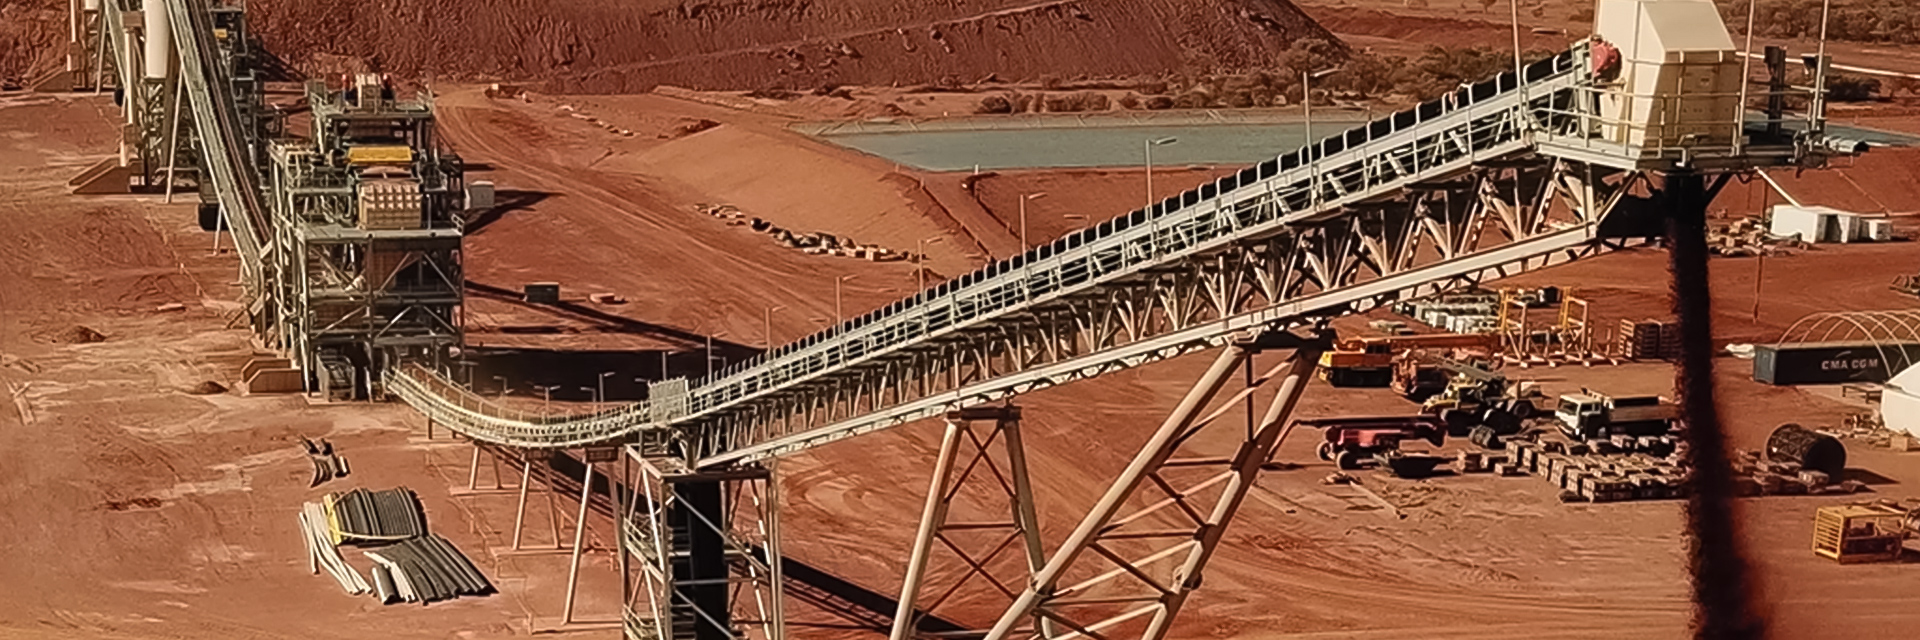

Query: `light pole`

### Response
(579, 386, 600, 405)
(1144, 137, 1178, 210)
(764, 305, 785, 349)
(1019, 192, 1048, 250)
(597, 370, 614, 405)
(491, 375, 508, 399)
(706, 330, 728, 379)
(916, 236, 943, 292)
(453, 359, 477, 390)
(836, 274, 857, 324)
(534, 384, 560, 415)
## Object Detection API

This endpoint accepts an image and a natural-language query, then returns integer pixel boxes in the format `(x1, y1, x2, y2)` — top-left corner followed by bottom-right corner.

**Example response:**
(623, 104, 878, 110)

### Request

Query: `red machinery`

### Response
(1299, 415, 1448, 474)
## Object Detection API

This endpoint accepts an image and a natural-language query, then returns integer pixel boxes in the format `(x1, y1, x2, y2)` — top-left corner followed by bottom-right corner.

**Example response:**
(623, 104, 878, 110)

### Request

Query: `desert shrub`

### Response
(1827, 74, 1882, 102)
(1134, 79, 1170, 95)
(1278, 39, 1343, 78)
(1042, 91, 1110, 112)
(1143, 95, 1175, 110)
(1172, 89, 1213, 109)
(1117, 93, 1143, 109)
(976, 94, 1014, 114)
(1039, 74, 1066, 90)
(1335, 52, 1401, 97)
(1716, 0, 1920, 44)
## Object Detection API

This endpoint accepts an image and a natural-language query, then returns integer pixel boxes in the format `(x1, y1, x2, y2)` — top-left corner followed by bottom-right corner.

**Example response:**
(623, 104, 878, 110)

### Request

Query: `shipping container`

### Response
(1752, 341, 1920, 385)
(524, 283, 562, 304)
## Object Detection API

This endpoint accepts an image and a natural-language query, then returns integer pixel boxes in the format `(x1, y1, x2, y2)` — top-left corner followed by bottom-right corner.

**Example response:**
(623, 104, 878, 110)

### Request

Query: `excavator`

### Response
(1319, 332, 1501, 387)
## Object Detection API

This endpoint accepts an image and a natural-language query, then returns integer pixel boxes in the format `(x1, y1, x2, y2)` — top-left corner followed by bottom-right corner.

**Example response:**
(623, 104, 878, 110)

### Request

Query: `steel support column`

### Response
(980, 327, 1330, 640)
(623, 453, 786, 640)
(891, 405, 1052, 639)
(562, 461, 596, 624)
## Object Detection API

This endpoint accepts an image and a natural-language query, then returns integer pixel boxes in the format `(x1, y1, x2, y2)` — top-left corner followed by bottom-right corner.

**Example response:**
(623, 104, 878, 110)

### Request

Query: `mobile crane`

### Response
(1320, 332, 1501, 387)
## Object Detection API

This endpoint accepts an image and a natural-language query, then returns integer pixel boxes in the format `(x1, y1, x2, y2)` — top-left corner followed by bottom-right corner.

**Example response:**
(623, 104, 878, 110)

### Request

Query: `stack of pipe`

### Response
(363, 535, 494, 604)
(326, 488, 427, 542)
(299, 501, 370, 595)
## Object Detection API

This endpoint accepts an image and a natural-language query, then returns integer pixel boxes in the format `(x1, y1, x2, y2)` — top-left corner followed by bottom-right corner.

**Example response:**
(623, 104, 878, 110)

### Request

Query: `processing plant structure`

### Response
(264, 75, 467, 399)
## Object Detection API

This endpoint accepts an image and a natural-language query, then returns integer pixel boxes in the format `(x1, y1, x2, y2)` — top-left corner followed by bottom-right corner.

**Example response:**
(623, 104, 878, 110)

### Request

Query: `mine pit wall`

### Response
(241, 0, 1343, 93)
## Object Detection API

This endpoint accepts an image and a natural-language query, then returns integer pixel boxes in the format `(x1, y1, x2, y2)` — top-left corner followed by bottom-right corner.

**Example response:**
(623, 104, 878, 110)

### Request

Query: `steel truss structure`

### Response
(985, 329, 1325, 640)
(35, 0, 111, 94)
(621, 455, 787, 640)
(385, 39, 1832, 460)
(891, 406, 1050, 639)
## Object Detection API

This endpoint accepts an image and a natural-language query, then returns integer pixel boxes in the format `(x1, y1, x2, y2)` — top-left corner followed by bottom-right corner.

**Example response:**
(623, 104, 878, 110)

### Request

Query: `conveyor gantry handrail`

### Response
(389, 44, 1602, 455)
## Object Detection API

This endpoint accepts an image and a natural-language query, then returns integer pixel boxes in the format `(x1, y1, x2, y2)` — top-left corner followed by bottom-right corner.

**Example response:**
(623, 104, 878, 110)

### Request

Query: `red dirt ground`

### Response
(0, 93, 634, 639)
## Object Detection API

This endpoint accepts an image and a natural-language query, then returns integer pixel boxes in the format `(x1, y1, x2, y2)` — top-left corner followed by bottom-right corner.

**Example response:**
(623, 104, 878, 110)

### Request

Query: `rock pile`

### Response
(50, 325, 106, 344)
(555, 103, 635, 137)
(700, 204, 911, 262)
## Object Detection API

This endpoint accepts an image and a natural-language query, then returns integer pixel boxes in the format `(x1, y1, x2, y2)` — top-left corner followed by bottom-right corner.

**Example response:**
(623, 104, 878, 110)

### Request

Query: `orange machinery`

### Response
(1318, 332, 1500, 387)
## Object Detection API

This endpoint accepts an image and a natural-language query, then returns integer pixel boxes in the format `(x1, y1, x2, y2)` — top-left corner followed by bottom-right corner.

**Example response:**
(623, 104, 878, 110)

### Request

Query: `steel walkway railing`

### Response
(387, 45, 1606, 455)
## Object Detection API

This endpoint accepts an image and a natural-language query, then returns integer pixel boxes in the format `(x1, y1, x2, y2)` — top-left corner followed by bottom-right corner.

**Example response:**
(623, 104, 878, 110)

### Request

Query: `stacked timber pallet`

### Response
(1618, 319, 1681, 360)
(1504, 433, 1691, 503)
(1708, 217, 1807, 257)
(365, 535, 495, 604)
(1732, 449, 1868, 496)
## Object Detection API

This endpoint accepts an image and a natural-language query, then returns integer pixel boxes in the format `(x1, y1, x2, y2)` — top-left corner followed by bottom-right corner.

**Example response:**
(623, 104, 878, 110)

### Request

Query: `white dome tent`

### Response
(1884, 364, 1920, 438)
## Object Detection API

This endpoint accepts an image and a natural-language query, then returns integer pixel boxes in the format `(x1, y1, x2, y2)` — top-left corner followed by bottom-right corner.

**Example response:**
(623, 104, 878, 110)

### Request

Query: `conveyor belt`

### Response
(389, 46, 1605, 456)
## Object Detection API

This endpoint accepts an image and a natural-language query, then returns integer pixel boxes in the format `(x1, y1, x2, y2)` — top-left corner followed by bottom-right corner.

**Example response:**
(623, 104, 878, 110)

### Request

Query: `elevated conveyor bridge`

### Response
(386, 40, 1829, 466)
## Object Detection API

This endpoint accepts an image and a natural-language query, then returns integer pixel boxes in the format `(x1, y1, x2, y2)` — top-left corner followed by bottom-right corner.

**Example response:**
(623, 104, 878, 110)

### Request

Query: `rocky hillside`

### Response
(6, 0, 1344, 92)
